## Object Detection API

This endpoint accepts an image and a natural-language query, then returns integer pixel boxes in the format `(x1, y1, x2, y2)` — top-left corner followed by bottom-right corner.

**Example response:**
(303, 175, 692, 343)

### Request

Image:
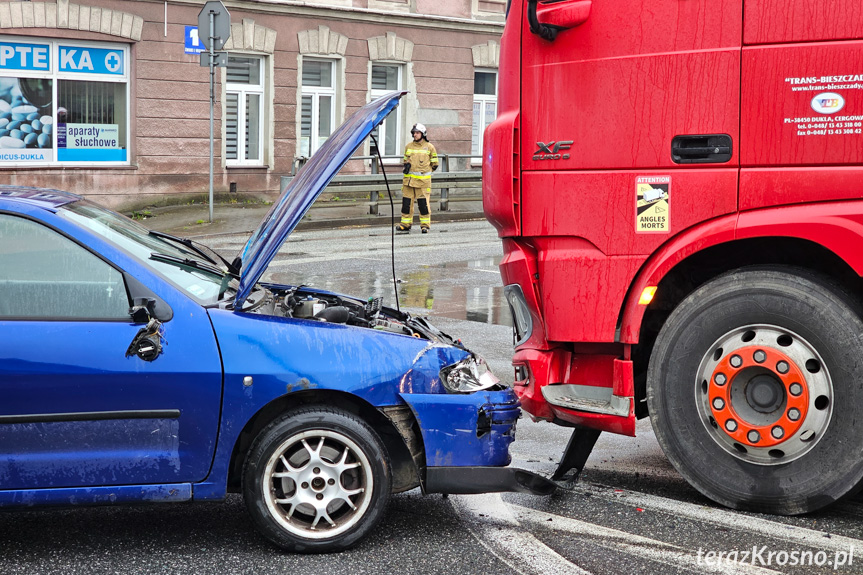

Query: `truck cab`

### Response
(484, 0, 863, 514)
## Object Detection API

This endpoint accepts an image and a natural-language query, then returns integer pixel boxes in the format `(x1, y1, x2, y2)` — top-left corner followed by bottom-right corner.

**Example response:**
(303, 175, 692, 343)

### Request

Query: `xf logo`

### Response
(534, 140, 573, 160)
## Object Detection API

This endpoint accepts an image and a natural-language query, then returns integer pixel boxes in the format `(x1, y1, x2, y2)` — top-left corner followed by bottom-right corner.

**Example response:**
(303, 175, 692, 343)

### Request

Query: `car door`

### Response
(517, 0, 743, 342)
(0, 213, 222, 490)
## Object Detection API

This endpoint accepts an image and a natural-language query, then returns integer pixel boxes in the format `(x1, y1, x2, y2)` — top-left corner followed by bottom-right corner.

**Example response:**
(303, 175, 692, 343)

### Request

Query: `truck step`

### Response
(542, 384, 630, 417)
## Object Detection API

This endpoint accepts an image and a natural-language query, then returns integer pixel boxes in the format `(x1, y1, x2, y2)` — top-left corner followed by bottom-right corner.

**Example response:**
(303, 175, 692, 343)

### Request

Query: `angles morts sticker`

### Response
(636, 176, 670, 233)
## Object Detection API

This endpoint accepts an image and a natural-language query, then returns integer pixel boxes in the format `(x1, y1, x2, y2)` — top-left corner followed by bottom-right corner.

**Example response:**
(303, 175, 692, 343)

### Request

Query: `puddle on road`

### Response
(267, 257, 513, 327)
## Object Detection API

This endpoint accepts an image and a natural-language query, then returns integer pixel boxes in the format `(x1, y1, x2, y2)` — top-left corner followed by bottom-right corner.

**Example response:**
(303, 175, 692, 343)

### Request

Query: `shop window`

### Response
(0, 37, 129, 166)
(369, 64, 402, 158)
(471, 70, 498, 160)
(300, 58, 336, 157)
(225, 55, 265, 166)
(58, 80, 127, 162)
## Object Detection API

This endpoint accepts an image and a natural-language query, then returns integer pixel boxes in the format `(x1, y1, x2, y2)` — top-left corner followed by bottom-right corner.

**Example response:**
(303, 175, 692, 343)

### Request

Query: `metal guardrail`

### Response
(290, 153, 482, 175)
(288, 153, 483, 214)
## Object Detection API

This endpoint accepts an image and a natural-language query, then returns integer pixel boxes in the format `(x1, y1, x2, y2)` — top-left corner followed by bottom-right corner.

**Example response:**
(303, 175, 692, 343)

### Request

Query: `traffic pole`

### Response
(208, 9, 215, 223)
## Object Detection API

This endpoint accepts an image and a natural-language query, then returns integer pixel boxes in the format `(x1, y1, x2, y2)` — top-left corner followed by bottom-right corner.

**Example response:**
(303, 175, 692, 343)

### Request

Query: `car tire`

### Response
(647, 267, 863, 515)
(243, 406, 392, 552)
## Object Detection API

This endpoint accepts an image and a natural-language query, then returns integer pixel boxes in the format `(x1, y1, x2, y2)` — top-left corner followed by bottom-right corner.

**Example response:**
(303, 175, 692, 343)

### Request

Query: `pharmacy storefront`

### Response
(0, 36, 128, 166)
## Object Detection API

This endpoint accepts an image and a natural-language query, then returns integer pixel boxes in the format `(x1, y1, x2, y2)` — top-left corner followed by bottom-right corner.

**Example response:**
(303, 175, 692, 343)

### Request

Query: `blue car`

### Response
(0, 91, 553, 553)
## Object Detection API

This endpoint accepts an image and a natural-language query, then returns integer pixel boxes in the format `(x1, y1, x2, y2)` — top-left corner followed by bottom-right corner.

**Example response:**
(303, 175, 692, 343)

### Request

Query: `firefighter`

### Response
(396, 123, 438, 233)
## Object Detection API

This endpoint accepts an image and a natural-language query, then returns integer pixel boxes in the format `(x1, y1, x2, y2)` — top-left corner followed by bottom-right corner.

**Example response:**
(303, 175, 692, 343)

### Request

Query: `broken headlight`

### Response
(440, 355, 503, 393)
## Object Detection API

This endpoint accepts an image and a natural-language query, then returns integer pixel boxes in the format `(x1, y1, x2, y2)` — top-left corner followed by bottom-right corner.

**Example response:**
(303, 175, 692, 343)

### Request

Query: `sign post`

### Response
(197, 1, 230, 223)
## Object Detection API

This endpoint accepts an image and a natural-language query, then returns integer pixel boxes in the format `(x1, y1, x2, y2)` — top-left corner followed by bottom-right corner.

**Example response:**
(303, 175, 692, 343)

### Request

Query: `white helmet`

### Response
(411, 123, 427, 137)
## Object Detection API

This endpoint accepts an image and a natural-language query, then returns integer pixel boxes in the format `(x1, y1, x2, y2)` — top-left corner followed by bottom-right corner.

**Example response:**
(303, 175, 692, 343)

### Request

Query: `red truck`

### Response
(484, 0, 863, 515)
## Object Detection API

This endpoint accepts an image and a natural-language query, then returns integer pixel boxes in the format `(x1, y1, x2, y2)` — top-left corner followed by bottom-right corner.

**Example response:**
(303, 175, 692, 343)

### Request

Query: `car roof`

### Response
(0, 186, 81, 210)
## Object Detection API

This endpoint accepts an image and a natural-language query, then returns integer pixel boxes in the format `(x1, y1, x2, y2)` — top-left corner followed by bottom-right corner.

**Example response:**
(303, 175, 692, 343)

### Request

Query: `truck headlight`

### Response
(440, 355, 502, 393)
(504, 284, 533, 346)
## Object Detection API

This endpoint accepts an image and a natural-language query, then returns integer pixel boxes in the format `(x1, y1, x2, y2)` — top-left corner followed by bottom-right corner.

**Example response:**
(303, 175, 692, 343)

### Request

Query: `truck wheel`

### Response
(243, 407, 391, 552)
(647, 267, 863, 514)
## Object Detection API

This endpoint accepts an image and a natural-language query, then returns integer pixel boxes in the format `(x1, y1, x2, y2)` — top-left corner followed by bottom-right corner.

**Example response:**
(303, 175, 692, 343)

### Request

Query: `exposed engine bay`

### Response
(233, 283, 463, 345)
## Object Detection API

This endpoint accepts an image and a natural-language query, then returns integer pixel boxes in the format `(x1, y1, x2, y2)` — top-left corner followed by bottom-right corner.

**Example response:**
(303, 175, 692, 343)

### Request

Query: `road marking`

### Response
(576, 482, 863, 555)
(507, 503, 781, 575)
(451, 494, 592, 575)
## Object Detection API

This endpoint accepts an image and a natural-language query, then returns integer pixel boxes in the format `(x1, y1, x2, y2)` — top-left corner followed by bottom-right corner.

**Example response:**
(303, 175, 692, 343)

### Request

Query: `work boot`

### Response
(421, 226, 429, 234)
(396, 223, 411, 232)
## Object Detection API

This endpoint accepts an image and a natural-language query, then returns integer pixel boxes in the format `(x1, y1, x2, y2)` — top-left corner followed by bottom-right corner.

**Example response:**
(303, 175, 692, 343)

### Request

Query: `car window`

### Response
(59, 201, 235, 303)
(0, 214, 130, 320)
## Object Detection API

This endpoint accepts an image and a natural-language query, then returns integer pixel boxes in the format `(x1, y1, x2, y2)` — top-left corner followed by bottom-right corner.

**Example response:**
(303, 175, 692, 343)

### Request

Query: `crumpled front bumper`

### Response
(400, 388, 556, 496)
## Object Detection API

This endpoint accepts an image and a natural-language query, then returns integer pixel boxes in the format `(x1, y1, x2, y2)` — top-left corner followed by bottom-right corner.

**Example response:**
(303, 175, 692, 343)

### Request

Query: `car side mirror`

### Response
(123, 272, 173, 322)
(126, 298, 164, 361)
(130, 297, 157, 324)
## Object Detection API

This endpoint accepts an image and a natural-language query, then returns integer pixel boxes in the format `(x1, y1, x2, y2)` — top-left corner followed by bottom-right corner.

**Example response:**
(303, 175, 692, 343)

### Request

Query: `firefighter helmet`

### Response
(411, 123, 428, 140)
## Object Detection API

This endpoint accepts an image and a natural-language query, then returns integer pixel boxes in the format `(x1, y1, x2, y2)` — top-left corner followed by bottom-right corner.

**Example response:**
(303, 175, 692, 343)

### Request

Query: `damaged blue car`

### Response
(0, 91, 553, 553)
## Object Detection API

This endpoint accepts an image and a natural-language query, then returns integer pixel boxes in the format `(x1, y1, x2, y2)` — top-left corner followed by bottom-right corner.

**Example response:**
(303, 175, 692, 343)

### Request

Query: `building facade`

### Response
(0, 0, 502, 208)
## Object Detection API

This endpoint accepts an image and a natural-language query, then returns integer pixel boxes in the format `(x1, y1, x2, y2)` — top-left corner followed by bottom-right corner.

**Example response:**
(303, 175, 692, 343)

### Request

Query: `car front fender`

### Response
(194, 308, 472, 498)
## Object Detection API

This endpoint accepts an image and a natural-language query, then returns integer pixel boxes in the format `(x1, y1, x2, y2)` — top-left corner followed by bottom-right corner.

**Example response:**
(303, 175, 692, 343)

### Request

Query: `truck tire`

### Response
(647, 267, 863, 514)
(243, 406, 391, 552)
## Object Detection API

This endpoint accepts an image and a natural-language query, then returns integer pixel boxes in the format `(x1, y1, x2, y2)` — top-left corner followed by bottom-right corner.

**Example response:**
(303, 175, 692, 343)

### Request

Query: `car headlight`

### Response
(440, 355, 503, 393)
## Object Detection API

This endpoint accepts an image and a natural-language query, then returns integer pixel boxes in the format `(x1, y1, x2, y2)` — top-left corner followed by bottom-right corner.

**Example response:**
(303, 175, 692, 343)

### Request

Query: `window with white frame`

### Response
(471, 70, 498, 160)
(369, 64, 402, 158)
(225, 55, 265, 166)
(0, 36, 130, 167)
(300, 58, 336, 157)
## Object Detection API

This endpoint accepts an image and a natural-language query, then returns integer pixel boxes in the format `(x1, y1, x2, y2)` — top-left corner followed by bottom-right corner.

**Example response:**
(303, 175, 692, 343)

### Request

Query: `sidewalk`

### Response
(139, 197, 485, 239)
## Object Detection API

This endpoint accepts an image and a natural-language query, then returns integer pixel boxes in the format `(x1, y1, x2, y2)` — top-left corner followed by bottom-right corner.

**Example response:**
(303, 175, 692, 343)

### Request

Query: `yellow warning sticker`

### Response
(636, 176, 670, 233)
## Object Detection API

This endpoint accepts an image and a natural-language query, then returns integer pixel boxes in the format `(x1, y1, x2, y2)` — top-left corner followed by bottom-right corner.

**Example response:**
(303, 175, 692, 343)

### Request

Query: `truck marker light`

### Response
(638, 286, 657, 305)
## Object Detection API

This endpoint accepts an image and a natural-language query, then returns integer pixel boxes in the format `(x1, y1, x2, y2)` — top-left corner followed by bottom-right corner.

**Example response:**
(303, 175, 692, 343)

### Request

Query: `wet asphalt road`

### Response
(2, 221, 862, 574)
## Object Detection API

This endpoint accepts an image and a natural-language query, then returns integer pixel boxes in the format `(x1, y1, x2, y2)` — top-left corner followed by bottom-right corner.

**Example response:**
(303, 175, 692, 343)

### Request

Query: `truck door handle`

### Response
(671, 134, 733, 164)
(528, 0, 592, 42)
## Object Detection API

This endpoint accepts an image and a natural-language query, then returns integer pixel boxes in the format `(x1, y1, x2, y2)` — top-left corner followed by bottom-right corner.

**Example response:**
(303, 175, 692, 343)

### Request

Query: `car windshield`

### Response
(59, 200, 238, 304)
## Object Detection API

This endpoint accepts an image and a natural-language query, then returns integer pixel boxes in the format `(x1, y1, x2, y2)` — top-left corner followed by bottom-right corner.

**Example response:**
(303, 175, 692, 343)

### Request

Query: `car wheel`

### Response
(243, 406, 391, 552)
(647, 267, 863, 514)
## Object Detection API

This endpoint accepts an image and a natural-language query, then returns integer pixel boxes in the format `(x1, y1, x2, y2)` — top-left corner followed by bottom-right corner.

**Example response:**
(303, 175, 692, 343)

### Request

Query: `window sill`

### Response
(226, 164, 270, 170)
(0, 164, 138, 170)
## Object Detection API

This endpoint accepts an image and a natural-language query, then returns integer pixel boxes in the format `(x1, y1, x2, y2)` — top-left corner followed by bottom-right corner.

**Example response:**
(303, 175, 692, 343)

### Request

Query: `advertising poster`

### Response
(0, 76, 54, 164)
(58, 123, 125, 162)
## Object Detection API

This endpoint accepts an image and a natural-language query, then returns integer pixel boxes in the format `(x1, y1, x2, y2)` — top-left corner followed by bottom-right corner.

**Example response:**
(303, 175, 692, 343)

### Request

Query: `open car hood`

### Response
(234, 90, 406, 309)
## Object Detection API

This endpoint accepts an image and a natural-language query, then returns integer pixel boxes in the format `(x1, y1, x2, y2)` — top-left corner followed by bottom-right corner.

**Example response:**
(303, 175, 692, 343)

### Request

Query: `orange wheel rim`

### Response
(709, 346, 808, 448)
